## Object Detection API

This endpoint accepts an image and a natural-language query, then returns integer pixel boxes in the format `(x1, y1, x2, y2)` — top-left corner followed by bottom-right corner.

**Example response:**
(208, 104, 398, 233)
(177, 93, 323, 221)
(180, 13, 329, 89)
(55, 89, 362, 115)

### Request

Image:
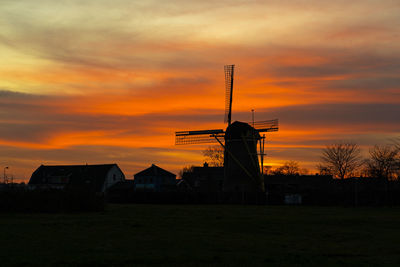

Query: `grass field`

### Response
(1, 204, 400, 266)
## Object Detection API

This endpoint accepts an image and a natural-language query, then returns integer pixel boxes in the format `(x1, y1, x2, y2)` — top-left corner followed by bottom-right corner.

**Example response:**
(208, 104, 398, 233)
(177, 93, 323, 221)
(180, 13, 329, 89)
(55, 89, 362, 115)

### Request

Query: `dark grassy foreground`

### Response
(1, 205, 400, 266)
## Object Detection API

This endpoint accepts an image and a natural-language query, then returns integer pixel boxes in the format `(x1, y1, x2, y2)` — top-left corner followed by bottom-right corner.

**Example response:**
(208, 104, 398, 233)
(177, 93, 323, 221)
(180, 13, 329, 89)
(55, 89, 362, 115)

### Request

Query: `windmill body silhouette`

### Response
(175, 65, 278, 192)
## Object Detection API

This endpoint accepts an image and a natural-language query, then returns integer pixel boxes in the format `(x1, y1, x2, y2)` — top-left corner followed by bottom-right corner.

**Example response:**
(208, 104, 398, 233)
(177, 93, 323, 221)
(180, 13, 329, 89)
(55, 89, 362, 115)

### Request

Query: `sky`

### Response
(0, 0, 399, 181)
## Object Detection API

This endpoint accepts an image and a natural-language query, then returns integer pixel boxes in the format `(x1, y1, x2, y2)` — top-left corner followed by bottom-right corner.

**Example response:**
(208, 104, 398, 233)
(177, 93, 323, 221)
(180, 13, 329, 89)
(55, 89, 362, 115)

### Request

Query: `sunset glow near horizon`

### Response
(1, 0, 399, 181)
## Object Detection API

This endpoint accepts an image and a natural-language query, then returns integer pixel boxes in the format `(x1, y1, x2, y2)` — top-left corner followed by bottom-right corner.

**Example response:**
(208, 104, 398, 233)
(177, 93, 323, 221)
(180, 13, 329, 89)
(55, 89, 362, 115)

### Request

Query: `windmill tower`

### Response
(175, 65, 278, 192)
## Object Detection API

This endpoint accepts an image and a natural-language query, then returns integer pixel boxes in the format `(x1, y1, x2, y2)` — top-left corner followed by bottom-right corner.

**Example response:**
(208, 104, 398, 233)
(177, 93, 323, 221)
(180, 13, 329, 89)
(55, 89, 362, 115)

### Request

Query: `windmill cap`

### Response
(225, 121, 259, 139)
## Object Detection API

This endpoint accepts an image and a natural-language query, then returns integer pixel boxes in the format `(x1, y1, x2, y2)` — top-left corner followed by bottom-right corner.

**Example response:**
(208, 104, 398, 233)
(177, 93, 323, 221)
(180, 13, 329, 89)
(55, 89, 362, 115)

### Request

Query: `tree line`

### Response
(200, 138, 400, 180)
(318, 140, 400, 180)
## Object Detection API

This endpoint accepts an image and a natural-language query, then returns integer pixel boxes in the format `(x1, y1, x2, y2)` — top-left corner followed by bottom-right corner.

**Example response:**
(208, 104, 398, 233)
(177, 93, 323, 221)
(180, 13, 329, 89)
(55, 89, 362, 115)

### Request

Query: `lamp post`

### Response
(3, 166, 8, 184)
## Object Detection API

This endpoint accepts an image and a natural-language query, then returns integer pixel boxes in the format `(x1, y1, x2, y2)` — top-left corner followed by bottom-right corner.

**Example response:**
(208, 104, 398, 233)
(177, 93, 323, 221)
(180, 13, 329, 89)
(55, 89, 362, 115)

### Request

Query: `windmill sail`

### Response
(251, 119, 279, 132)
(224, 65, 235, 125)
(175, 129, 225, 145)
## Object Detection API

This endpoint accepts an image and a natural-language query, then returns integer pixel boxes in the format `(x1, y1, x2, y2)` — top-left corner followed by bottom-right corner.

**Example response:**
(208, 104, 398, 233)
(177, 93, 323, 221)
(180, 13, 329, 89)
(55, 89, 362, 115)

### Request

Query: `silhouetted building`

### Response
(134, 164, 176, 192)
(28, 164, 125, 192)
(181, 163, 224, 192)
(265, 174, 333, 193)
(265, 174, 333, 204)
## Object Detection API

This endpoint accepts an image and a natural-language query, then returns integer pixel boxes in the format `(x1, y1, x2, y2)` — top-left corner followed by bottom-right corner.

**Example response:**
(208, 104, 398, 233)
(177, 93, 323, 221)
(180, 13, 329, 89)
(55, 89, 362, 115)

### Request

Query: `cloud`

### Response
(236, 103, 400, 132)
(0, 89, 46, 99)
(1, 0, 400, 179)
(2, 0, 399, 72)
(0, 88, 398, 148)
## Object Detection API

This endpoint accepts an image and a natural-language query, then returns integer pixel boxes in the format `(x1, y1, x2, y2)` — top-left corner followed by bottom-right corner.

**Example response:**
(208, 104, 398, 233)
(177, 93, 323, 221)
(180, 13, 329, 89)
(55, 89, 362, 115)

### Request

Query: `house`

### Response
(28, 164, 125, 192)
(134, 164, 176, 192)
(181, 163, 224, 192)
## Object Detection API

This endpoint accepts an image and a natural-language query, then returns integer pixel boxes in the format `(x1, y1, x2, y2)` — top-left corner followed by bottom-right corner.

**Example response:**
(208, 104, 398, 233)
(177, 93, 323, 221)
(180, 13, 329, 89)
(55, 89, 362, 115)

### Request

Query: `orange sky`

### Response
(0, 0, 399, 181)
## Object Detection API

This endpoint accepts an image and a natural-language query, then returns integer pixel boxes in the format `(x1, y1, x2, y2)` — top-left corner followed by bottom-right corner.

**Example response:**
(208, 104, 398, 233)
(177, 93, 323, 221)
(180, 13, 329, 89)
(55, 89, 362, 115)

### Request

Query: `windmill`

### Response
(175, 65, 278, 192)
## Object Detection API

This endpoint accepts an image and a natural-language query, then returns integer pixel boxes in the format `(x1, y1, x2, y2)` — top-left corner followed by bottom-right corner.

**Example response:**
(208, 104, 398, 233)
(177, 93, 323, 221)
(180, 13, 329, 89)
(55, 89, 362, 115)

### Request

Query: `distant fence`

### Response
(108, 179, 400, 206)
(108, 191, 267, 205)
(268, 180, 400, 206)
(107, 190, 400, 206)
(2, 178, 400, 211)
(268, 190, 400, 206)
(0, 188, 105, 213)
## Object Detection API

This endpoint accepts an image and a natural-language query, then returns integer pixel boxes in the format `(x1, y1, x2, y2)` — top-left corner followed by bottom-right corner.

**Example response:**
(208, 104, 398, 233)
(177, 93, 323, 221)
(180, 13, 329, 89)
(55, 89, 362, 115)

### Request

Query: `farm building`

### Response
(134, 164, 176, 192)
(28, 164, 125, 192)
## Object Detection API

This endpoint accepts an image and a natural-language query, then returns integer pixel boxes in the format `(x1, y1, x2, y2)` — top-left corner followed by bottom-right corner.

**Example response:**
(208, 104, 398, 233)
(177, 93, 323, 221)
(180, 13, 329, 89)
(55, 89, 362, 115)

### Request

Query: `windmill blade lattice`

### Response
(224, 65, 235, 125)
(175, 129, 225, 145)
(251, 119, 279, 132)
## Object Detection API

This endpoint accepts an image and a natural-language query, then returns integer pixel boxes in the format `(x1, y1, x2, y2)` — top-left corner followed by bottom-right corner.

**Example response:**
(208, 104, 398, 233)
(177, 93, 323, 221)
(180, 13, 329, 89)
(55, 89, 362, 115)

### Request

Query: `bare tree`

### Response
(203, 146, 224, 167)
(300, 168, 310, 175)
(320, 142, 362, 179)
(273, 161, 301, 175)
(366, 145, 399, 180)
(316, 163, 333, 176)
(179, 165, 195, 179)
(263, 165, 273, 175)
(395, 143, 400, 151)
(394, 137, 400, 152)
(393, 137, 400, 178)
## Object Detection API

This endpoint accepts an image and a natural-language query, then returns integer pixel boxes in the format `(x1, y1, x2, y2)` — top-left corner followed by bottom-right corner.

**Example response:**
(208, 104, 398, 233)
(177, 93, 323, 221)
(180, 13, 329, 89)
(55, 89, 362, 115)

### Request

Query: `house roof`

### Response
(29, 164, 124, 191)
(134, 164, 176, 178)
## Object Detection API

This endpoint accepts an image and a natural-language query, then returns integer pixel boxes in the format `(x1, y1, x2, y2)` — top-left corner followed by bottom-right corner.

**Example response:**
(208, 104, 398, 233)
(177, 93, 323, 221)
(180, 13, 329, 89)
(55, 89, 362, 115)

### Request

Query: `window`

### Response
(113, 174, 116, 181)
